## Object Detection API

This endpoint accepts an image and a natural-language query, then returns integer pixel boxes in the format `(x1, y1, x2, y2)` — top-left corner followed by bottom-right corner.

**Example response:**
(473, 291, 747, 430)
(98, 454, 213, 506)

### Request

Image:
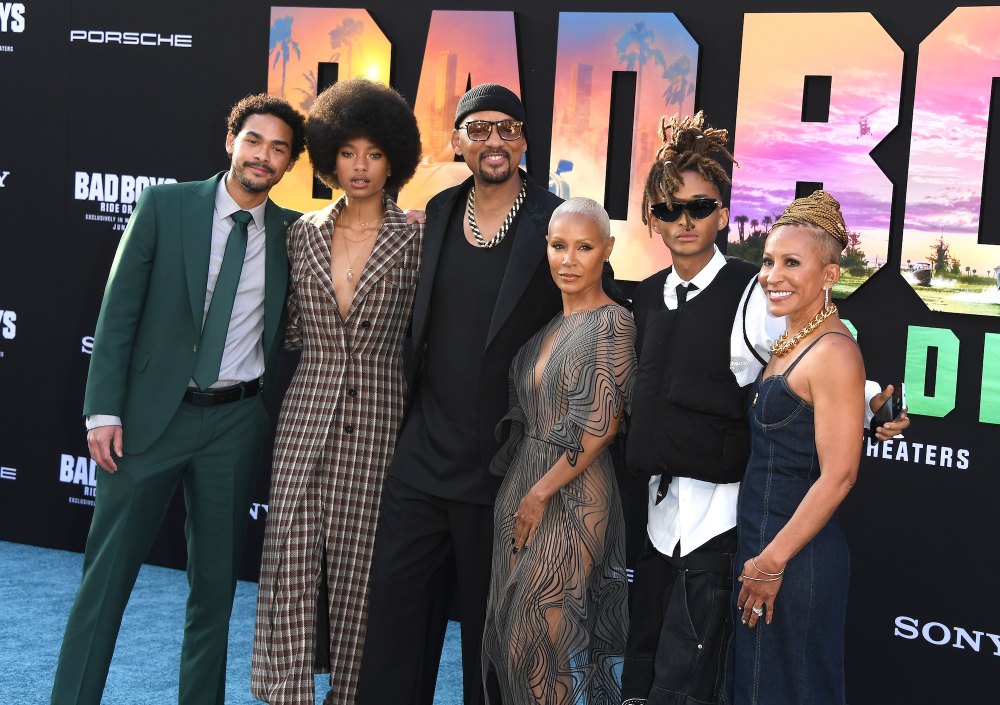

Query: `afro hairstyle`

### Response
(306, 77, 421, 192)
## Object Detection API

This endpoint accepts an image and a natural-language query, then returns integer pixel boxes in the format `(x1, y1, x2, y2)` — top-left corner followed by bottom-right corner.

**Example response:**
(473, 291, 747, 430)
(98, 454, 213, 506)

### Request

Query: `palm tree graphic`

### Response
(329, 18, 364, 79)
(616, 21, 666, 178)
(662, 54, 694, 114)
(297, 70, 318, 112)
(270, 16, 300, 98)
(734, 214, 749, 243)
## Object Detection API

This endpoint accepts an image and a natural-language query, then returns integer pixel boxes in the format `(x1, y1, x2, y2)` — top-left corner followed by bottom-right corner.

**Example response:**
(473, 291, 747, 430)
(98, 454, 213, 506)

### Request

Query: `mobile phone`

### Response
(870, 383, 906, 434)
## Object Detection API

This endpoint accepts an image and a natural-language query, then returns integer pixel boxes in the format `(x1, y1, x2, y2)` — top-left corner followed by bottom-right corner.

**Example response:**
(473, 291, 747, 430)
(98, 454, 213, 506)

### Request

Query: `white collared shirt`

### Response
(648, 247, 878, 556)
(204, 177, 268, 388)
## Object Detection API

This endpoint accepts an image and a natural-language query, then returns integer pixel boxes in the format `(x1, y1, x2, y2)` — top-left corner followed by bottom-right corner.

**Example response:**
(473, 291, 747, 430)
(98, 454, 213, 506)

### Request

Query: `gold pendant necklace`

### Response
(335, 223, 378, 282)
(342, 236, 373, 282)
(770, 303, 838, 357)
(336, 198, 383, 282)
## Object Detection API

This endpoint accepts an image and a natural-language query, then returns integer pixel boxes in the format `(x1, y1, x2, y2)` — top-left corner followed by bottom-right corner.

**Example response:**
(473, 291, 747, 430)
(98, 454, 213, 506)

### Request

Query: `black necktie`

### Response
(192, 210, 251, 389)
(676, 282, 698, 309)
(654, 282, 700, 505)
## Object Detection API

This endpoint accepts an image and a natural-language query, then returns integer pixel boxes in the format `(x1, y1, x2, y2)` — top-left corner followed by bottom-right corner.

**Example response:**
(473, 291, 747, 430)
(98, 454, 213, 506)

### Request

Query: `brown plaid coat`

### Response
(251, 196, 422, 704)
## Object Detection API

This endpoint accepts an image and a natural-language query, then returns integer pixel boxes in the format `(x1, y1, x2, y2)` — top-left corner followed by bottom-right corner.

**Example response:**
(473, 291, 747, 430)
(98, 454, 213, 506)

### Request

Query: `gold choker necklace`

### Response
(770, 303, 838, 357)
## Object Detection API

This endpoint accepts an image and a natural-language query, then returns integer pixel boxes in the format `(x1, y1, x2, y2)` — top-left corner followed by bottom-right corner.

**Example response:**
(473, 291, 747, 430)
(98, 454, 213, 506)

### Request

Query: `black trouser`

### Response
(621, 529, 737, 705)
(357, 476, 497, 705)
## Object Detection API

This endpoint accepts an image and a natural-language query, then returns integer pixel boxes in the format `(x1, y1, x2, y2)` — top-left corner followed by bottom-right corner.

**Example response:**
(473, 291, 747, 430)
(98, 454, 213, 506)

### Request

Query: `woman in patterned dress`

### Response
(251, 78, 422, 705)
(482, 197, 637, 705)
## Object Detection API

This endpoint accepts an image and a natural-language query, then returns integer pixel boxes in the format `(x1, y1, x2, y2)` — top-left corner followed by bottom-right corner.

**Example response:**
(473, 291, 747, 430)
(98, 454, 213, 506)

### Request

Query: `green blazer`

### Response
(83, 172, 299, 455)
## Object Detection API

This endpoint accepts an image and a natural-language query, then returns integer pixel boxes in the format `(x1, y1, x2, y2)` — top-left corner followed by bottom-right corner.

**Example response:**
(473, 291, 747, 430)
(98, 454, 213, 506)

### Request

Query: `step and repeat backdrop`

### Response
(1, 0, 999, 702)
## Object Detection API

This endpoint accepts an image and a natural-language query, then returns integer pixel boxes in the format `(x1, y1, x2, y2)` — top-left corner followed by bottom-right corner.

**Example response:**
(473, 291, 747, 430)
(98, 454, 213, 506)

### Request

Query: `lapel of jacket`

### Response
(347, 196, 418, 321)
(181, 173, 224, 335)
(410, 179, 466, 346)
(262, 199, 293, 363)
(299, 201, 337, 305)
(653, 267, 671, 312)
(485, 173, 549, 348)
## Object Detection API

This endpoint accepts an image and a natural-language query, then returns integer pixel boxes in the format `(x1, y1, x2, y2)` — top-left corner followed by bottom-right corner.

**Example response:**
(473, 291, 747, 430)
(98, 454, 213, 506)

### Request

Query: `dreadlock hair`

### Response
(641, 111, 737, 235)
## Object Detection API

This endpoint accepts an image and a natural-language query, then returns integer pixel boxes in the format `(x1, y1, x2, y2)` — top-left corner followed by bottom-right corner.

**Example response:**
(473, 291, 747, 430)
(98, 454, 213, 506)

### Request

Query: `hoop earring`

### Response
(823, 287, 830, 308)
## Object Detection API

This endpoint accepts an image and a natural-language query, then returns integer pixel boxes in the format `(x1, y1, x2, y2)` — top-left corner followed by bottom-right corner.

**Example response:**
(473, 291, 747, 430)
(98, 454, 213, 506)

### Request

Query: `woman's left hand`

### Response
(737, 555, 785, 628)
(512, 488, 549, 552)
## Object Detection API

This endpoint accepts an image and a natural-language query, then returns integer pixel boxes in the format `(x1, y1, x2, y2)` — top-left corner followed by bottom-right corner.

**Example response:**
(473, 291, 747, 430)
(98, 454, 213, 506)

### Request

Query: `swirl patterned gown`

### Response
(482, 304, 637, 705)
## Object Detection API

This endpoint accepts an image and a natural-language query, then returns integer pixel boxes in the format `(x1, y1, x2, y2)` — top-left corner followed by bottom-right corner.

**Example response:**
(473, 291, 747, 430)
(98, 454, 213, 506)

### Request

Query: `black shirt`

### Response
(392, 191, 519, 504)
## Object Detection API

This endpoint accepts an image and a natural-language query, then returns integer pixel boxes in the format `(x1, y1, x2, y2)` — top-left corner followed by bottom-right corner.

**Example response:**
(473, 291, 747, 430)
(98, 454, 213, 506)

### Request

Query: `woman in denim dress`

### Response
(732, 191, 866, 705)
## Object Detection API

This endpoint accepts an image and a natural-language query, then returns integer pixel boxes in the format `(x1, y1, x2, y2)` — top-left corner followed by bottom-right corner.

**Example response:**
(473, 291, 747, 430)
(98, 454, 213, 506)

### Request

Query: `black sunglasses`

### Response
(458, 119, 525, 142)
(650, 198, 720, 223)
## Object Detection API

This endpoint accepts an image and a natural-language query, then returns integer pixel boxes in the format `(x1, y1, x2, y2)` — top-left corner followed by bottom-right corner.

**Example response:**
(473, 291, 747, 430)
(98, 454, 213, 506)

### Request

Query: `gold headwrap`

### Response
(772, 190, 848, 249)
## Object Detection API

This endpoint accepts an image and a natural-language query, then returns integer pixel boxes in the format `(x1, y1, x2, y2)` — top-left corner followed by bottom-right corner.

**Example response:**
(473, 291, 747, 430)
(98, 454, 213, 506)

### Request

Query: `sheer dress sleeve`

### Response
(546, 306, 637, 465)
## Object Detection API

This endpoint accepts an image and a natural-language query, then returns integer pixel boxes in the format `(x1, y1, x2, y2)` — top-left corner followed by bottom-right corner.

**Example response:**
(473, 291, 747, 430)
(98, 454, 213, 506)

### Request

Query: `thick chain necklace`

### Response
(466, 175, 526, 248)
(770, 303, 838, 357)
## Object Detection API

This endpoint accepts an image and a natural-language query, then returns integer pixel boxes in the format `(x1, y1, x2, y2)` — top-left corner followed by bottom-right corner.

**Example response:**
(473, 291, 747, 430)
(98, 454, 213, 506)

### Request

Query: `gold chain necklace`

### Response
(345, 198, 383, 230)
(335, 222, 378, 282)
(770, 303, 838, 357)
(337, 223, 379, 244)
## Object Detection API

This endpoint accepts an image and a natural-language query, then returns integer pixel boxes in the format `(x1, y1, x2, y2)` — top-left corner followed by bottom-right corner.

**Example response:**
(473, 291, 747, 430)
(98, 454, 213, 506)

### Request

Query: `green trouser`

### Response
(50, 396, 268, 705)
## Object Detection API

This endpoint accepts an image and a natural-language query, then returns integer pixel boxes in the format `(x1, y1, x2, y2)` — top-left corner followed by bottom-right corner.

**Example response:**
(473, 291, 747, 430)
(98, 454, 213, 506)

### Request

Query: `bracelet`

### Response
(751, 556, 784, 578)
(740, 574, 783, 582)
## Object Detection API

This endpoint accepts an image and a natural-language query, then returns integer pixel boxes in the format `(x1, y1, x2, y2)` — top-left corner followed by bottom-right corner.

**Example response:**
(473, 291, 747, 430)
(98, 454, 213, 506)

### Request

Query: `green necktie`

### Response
(192, 210, 251, 389)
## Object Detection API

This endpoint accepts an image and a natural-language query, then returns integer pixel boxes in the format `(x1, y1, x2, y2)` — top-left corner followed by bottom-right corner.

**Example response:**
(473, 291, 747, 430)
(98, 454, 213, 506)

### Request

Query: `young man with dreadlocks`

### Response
(619, 113, 905, 705)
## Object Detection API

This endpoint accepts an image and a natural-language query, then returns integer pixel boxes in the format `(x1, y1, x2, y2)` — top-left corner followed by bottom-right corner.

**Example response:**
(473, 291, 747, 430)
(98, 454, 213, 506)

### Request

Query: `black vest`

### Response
(626, 258, 757, 483)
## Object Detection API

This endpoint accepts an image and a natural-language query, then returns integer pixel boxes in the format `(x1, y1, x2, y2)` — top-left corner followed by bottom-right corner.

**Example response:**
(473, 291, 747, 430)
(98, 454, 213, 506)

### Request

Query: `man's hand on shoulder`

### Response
(88, 425, 123, 473)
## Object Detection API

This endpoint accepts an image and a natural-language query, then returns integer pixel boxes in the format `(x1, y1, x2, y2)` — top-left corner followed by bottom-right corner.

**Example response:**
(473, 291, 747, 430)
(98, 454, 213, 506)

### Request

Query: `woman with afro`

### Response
(251, 77, 422, 705)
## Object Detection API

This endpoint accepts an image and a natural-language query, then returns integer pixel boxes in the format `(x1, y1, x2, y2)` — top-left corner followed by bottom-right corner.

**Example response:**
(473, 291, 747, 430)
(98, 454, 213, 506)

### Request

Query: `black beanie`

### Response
(454, 84, 525, 127)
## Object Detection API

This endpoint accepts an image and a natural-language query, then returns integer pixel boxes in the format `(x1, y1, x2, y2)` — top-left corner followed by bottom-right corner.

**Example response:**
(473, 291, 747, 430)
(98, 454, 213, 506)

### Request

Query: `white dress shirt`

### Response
(205, 178, 268, 388)
(87, 178, 268, 430)
(646, 246, 877, 557)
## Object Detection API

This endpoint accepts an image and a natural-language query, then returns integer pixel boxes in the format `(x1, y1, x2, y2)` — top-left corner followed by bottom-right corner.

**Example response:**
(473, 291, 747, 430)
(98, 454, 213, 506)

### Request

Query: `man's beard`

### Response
(476, 150, 515, 184)
(235, 161, 275, 193)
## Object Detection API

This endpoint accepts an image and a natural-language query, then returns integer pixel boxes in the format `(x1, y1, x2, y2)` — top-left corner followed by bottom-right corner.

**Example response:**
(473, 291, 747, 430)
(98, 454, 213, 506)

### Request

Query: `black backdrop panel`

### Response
(2, 2, 999, 703)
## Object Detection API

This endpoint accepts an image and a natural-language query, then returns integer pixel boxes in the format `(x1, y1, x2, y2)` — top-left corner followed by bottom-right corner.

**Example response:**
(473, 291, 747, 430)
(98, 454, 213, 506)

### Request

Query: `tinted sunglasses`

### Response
(458, 119, 525, 141)
(650, 198, 720, 223)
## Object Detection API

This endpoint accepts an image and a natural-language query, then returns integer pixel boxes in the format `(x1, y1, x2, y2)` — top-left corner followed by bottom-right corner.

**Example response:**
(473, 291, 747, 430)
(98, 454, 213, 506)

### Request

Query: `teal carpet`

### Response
(0, 541, 462, 704)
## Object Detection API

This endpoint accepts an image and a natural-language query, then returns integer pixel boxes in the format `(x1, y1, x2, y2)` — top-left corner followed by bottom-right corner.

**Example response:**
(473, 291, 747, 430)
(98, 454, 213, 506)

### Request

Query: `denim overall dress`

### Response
(732, 333, 851, 705)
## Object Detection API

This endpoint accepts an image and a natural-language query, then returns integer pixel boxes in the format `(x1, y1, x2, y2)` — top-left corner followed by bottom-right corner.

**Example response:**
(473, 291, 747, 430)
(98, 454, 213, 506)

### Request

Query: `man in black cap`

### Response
(357, 84, 563, 705)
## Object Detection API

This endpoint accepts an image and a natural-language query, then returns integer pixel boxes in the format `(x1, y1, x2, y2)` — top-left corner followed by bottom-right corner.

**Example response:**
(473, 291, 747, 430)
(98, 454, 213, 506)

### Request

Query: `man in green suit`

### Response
(50, 94, 306, 705)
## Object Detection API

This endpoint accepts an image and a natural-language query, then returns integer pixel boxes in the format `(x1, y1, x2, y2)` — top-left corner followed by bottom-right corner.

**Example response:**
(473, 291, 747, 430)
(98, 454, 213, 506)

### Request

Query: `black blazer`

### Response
(405, 171, 563, 468)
